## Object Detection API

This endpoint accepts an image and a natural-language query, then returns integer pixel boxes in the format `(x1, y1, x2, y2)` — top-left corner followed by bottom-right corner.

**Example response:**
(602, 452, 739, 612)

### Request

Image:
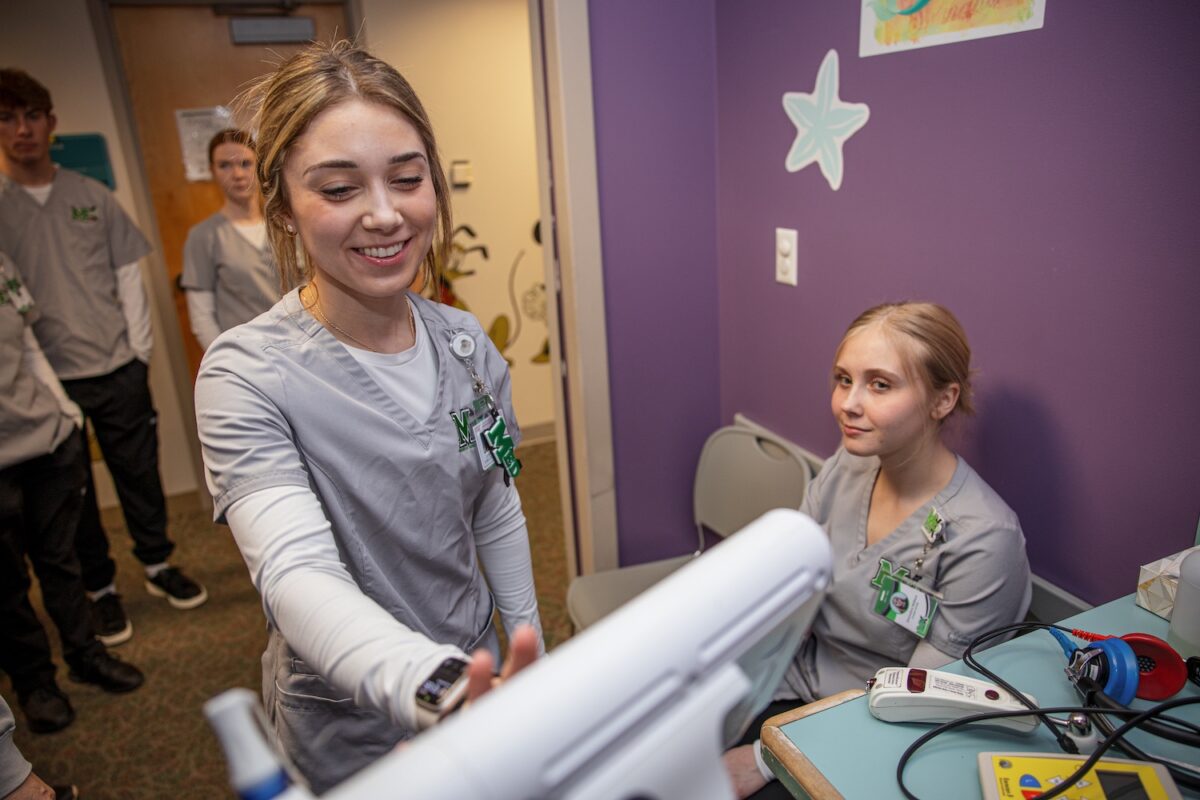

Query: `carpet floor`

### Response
(1, 440, 571, 798)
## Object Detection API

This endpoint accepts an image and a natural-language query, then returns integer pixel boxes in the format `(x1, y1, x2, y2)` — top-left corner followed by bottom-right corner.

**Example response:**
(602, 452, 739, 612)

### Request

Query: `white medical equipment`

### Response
(207, 508, 832, 799)
(867, 666, 1039, 734)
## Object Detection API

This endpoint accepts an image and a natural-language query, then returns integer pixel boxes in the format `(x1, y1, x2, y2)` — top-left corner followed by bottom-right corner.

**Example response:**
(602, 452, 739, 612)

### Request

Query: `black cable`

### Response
(965, 623, 1200, 752)
(895, 698, 1200, 800)
(1142, 713, 1200, 739)
(898, 622, 1200, 795)
(1085, 712, 1200, 788)
(1058, 698, 1200, 791)
(1079, 686, 1200, 787)
(961, 621, 1079, 753)
(965, 626, 1200, 789)
(1084, 680, 1200, 747)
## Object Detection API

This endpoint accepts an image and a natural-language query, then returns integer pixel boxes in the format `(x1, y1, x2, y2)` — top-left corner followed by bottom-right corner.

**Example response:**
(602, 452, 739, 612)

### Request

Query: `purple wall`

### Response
(712, 3, 1200, 604)
(588, 1, 722, 562)
(590, 3, 1200, 604)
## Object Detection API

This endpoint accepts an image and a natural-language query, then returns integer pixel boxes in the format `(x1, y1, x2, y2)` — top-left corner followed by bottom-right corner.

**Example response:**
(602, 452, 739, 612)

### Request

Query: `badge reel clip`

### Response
(450, 331, 476, 360)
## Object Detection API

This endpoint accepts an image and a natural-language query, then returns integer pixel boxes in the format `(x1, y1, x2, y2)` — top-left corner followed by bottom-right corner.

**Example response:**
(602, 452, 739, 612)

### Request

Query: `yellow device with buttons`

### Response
(977, 752, 1182, 800)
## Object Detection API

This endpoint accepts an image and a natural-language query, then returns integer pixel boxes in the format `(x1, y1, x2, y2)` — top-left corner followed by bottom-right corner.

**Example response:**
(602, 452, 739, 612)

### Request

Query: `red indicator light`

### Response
(907, 669, 927, 693)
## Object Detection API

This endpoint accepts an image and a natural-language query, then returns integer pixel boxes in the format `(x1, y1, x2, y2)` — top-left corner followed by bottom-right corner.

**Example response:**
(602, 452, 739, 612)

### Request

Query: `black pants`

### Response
(60, 359, 173, 591)
(0, 432, 103, 692)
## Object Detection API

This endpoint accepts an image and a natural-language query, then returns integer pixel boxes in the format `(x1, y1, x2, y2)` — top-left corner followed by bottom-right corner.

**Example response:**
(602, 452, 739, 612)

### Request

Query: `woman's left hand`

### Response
(465, 624, 540, 702)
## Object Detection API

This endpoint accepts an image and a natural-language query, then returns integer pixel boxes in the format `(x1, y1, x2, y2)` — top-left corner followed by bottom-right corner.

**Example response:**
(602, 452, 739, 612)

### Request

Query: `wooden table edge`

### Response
(760, 689, 867, 800)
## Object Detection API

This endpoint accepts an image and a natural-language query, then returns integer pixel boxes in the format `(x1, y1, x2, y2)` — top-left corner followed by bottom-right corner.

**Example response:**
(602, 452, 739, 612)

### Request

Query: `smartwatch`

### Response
(414, 656, 469, 730)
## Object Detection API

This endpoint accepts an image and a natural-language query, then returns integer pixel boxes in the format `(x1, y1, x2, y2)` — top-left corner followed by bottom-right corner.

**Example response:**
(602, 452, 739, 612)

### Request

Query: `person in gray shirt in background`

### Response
(0, 252, 143, 738)
(0, 68, 206, 650)
(180, 128, 280, 350)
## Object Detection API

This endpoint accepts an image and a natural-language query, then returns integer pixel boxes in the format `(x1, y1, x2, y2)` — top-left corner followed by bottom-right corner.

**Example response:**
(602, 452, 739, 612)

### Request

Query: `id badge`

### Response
(472, 417, 499, 471)
(873, 575, 939, 639)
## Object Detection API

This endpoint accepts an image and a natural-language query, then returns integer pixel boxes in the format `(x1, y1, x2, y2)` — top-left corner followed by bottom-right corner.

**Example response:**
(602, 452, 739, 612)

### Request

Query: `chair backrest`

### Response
(692, 426, 813, 546)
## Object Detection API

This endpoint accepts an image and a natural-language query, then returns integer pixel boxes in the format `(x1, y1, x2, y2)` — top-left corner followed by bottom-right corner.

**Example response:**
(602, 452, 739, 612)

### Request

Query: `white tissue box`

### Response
(1137, 546, 1200, 619)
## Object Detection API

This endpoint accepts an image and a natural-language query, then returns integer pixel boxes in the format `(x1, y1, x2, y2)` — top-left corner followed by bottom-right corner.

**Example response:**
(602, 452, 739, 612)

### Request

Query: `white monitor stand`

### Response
(208, 508, 832, 800)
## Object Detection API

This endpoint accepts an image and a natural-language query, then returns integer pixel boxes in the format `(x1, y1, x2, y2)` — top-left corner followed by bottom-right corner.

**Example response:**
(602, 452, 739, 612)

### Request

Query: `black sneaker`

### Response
(144, 566, 208, 610)
(67, 651, 144, 693)
(89, 592, 132, 647)
(52, 786, 80, 800)
(18, 683, 75, 733)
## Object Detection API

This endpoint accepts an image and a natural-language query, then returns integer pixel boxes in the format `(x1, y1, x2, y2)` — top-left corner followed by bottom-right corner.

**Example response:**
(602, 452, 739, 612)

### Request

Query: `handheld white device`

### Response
(867, 667, 1040, 734)
(207, 509, 833, 799)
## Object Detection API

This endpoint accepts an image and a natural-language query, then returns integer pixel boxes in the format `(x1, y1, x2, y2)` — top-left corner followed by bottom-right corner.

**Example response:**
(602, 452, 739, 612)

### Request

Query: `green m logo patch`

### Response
(484, 416, 521, 479)
(869, 557, 909, 590)
(450, 407, 475, 451)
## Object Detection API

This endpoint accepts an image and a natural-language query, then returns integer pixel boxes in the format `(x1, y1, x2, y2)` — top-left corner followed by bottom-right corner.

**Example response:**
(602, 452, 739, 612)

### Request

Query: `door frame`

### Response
(84, 0, 364, 513)
(527, 0, 619, 577)
(84, 0, 619, 576)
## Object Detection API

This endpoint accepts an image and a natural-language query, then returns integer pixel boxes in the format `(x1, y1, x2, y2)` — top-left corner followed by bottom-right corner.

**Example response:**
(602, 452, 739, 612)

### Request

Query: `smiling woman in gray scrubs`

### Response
(194, 42, 543, 793)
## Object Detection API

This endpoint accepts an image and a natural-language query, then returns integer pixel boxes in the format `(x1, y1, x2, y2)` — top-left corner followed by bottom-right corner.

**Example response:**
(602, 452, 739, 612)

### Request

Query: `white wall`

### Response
(1, 0, 551, 515)
(361, 0, 555, 429)
(2, 0, 199, 503)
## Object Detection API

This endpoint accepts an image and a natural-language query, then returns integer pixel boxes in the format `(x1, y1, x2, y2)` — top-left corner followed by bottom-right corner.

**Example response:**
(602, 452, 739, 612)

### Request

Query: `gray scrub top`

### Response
(0, 253, 74, 470)
(195, 289, 520, 652)
(780, 447, 1031, 702)
(180, 212, 279, 331)
(0, 695, 32, 798)
(0, 170, 151, 380)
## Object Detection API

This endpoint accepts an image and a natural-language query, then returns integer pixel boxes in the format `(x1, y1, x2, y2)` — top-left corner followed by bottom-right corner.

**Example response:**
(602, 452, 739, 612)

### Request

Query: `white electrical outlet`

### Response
(775, 228, 798, 286)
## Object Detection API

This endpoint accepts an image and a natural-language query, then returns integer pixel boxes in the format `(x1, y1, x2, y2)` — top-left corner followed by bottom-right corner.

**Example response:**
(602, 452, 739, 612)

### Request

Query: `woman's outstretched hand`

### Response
(465, 624, 540, 702)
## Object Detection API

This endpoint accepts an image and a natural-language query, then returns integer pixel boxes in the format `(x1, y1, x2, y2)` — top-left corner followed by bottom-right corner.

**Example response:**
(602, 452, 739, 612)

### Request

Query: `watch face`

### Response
(417, 658, 468, 707)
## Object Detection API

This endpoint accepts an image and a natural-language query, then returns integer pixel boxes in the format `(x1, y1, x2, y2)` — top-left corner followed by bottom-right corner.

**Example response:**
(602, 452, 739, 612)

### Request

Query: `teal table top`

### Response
(770, 595, 1200, 798)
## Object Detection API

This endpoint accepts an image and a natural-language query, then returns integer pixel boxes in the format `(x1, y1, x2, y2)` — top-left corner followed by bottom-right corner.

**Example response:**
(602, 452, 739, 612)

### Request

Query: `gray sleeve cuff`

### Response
(0, 727, 33, 798)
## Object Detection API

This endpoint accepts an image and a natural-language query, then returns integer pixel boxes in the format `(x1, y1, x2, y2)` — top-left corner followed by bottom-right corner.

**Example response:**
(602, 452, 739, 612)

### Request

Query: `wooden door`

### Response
(109, 4, 347, 377)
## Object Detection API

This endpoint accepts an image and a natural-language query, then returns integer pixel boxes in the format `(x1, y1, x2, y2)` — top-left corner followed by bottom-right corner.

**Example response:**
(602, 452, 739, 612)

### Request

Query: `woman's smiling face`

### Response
(280, 98, 437, 302)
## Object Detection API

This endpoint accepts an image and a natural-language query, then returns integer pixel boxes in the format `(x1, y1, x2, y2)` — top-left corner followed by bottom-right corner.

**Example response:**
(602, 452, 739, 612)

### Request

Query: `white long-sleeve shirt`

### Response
(115, 260, 152, 362)
(212, 299, 543, 731)
(225, 477, 542, 730)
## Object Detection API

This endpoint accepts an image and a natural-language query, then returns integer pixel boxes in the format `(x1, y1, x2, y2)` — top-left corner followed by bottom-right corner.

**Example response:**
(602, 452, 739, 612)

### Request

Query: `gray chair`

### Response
(565, 424, 814, 630)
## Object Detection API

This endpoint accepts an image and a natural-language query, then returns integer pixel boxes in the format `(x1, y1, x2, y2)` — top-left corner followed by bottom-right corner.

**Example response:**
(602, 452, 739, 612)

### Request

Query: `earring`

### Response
(285, 223, 296, 235)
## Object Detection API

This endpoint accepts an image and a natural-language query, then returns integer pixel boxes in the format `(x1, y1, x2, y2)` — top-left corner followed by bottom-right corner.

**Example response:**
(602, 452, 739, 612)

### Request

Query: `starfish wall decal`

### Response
(782, 49, 871, 191)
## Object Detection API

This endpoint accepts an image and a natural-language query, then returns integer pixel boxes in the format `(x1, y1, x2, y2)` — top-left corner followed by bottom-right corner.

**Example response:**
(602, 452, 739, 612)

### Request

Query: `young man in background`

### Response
(0, 68, 206, 648)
